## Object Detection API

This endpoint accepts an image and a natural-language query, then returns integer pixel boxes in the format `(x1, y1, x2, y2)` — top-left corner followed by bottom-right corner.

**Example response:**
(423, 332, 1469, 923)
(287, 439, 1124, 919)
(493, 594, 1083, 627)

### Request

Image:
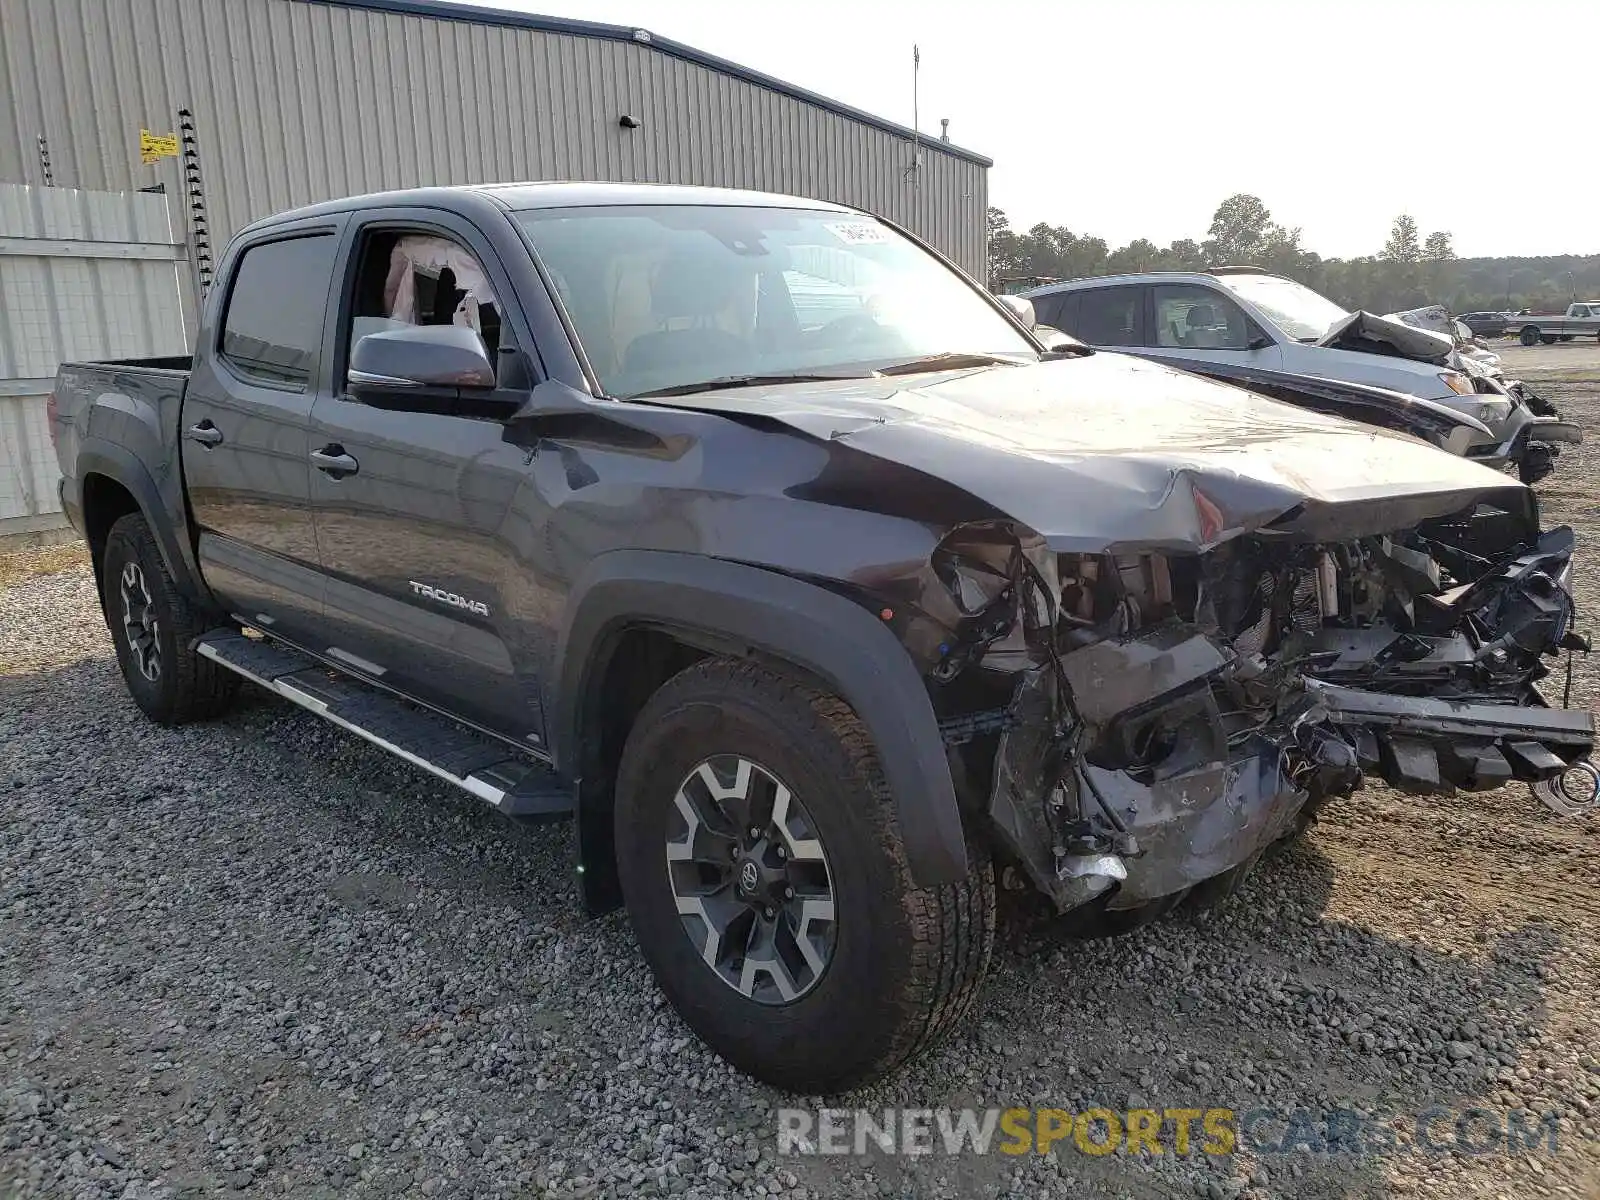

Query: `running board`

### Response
(196, 630, 574, 820)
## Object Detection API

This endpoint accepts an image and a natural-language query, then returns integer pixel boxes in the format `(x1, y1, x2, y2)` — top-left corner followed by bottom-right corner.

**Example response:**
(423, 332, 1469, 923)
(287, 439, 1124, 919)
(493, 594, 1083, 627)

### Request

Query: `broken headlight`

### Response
(927, 524, 1055, 678)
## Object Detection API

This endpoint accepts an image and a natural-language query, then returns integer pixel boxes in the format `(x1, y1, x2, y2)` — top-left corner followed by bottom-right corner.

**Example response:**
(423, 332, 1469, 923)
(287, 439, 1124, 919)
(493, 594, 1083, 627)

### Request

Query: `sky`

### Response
(453, 0, 1600, 259)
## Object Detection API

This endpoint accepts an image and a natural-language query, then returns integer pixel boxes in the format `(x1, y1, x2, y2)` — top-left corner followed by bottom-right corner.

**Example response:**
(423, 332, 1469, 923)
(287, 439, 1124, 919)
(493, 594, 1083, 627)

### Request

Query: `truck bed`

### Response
(71, 355, 195, 374)
(50, 357, 197, 593)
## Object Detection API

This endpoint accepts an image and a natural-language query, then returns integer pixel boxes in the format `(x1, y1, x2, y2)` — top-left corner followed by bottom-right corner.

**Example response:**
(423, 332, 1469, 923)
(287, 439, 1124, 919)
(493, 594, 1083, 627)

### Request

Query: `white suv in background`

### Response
(1022, 267, 1514, 430)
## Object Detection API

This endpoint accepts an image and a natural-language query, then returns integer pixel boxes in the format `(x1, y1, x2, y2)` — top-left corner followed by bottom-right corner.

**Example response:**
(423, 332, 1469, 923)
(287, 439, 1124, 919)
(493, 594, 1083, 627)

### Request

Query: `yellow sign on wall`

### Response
(140, 129, 179, 165)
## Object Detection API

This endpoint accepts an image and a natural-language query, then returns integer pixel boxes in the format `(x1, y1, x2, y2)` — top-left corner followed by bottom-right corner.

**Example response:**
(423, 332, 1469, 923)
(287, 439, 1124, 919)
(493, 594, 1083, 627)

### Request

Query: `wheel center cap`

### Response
(738, 859, 760, 894)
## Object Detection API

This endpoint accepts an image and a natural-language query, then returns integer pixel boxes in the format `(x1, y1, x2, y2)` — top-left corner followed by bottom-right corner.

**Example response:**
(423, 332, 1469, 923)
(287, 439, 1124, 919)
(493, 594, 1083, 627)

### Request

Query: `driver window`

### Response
(1152, 284, 1250, 350)
(347, 229, 507, 366)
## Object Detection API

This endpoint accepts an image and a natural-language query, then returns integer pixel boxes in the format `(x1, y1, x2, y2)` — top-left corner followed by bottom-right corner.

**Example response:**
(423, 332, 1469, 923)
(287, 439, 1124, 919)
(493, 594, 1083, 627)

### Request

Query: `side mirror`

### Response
(1245, 332, 1274, 351)
(1034, 324, 1078, 351)
(997, 294, 1037, 331)
(349, 324, 497, 391)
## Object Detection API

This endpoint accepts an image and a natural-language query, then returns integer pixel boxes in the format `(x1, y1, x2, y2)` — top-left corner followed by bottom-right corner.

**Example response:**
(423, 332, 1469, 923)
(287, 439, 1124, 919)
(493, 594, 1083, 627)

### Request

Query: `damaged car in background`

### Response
(52, 184, 1596, 1095)
(1021, 267, 1581, 483)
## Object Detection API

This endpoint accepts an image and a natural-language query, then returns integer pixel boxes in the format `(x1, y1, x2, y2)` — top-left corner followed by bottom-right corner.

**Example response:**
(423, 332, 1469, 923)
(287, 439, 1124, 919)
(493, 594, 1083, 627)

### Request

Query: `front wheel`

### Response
(614, 658, 994, 1093)
(101, 513, 239, 724)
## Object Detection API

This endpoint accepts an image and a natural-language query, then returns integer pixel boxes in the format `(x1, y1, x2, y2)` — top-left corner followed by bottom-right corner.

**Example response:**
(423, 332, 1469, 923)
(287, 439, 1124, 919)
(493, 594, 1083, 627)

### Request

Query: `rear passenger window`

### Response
(219, 235, 337, 389)
(1067, 286, 1142, 347)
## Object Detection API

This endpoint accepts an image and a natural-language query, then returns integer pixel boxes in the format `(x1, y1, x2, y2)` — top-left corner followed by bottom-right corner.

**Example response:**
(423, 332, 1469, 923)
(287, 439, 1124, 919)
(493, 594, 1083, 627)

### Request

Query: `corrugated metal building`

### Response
(0, 183, 188, 538)
(0, 0, 991, 282)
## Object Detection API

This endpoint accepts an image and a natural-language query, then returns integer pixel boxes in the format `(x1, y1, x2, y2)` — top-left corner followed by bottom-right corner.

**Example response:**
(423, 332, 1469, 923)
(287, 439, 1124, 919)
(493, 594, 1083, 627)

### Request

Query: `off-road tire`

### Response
(1519, 327, 1539, 346)
(101, 512, 239, 725)
(614, 657, 995, 1093)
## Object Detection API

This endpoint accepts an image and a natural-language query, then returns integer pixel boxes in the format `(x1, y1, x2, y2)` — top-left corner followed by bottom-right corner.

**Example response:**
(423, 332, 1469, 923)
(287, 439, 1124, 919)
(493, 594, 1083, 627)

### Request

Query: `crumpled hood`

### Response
(643, 354, 1533, 553)
(1318, 310, 1455, 364)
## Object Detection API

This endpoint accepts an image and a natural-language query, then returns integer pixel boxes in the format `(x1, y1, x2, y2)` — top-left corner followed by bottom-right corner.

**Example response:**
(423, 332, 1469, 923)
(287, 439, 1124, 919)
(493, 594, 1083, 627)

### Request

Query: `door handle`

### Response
(184, 420, 223, 448)
(310, 445, 359, 479)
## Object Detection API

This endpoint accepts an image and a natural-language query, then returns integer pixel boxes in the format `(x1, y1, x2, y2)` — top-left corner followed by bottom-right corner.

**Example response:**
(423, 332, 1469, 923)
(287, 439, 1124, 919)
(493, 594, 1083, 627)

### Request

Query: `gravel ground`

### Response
(4, 371, 1600, 1200)
(1488, 340, 1600, 376)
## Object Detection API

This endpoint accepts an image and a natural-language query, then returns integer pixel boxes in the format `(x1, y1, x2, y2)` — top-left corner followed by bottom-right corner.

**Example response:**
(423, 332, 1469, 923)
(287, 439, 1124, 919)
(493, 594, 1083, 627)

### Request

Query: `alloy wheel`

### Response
(664, 754, 837, 1004)
(119, 560, 162, 682)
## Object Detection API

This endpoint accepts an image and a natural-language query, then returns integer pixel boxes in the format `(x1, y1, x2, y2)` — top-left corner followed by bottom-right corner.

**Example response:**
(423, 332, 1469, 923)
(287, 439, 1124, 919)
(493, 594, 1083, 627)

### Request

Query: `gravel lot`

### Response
(4, 364, 1600, 1200)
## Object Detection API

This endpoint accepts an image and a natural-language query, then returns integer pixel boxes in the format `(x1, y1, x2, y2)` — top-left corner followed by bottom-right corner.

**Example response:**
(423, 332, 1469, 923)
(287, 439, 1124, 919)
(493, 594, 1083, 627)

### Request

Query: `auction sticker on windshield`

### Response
(827, 221, 890, 245)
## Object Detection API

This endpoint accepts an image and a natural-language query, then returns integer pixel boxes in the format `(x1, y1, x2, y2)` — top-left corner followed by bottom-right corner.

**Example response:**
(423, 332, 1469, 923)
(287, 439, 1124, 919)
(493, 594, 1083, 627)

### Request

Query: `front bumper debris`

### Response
(1468, 412, 1582, 481)
(1307, 681, 1593, 792)
(984, 523, 1596, 914)
(989, 632, 1595, 913)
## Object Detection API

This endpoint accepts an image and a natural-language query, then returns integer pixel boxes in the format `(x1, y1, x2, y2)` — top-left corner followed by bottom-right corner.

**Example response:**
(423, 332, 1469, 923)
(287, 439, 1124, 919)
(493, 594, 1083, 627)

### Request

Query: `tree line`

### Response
(987, 194, 1600, 316)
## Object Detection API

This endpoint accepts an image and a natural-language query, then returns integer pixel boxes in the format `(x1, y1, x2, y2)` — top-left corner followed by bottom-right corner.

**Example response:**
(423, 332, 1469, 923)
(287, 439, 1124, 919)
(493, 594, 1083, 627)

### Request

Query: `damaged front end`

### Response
(920, 504, 1596, 919)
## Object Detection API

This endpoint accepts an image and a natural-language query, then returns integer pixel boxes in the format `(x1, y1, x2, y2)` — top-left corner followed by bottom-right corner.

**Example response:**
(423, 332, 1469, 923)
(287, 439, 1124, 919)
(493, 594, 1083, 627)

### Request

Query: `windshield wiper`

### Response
(629, 372, 873, 399)
(874, 352, 1027, 376)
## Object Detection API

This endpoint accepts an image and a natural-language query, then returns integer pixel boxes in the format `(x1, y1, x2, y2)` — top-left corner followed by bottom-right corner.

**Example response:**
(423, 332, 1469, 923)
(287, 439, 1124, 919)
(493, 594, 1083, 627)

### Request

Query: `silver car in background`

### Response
(1023, 267, 1579, 480)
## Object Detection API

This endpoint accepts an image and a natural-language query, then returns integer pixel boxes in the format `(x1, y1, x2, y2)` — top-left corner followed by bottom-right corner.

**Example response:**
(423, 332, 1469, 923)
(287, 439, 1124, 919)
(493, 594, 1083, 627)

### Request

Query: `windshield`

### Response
(1213, 274, 1349, 341)
(515, 204, 1036, 398)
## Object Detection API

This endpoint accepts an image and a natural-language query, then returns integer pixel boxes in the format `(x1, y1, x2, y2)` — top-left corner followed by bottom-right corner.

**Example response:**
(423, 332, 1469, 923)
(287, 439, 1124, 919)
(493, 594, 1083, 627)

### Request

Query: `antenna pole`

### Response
(912, 44, 920, 183)
(909, 43, 922, 236)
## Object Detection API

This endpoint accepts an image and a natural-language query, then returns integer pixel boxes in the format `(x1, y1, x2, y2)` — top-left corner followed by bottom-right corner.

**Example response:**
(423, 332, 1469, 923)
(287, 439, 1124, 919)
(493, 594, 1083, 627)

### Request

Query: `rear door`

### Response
(1054, 284, 1145, 349)
(181, 221, 343, 644)
(1028, 290, 1078, 336)
(305, 208, 540, 742)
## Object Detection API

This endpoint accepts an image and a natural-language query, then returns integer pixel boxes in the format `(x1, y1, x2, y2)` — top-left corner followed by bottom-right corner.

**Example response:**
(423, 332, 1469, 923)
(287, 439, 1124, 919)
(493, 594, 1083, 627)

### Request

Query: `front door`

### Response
(306, 213, 541, 745)
(181, 226, 342, 645)
(1133, 282, 1284, 372)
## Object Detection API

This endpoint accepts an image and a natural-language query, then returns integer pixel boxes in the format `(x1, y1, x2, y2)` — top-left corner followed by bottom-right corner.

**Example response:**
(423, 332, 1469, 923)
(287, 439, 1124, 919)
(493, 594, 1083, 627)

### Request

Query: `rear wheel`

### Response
(1519, 327, 1540, 346)
(614, 658, 994, 1093)
(101, 513, 239, 724)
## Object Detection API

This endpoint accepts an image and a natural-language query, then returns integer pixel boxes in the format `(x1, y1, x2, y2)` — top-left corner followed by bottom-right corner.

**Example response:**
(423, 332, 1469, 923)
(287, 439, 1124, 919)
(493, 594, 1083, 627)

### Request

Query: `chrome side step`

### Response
(196, 630, 573, 820)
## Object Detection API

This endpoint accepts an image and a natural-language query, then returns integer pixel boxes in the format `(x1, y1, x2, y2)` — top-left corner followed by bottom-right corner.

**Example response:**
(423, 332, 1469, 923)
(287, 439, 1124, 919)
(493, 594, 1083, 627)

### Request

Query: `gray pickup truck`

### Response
(1511, 302, 1600, 345)
(50, 183, 1596, 1093)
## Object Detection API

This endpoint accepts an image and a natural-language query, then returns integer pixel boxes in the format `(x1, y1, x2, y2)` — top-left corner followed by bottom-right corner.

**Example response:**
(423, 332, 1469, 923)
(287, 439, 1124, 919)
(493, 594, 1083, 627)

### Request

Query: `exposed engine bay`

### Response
(919, 501, 1595, 920)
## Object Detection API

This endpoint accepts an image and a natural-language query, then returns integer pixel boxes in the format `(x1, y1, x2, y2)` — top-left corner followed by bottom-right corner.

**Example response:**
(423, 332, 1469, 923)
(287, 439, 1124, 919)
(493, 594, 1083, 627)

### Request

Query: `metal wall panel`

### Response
(0, 183, 188, 530)
(0, 0, 988, 277)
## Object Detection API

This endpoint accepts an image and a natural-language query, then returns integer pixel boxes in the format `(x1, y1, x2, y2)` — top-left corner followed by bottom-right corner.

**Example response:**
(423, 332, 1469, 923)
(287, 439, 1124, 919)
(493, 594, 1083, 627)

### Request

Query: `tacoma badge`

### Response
(409, 580, 490, 617)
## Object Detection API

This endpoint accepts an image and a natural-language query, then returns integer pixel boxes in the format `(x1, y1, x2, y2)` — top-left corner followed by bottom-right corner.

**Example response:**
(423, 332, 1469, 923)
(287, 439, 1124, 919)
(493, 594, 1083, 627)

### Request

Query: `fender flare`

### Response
(552, 550, 969, 888)
(74, 439, 211, 605)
